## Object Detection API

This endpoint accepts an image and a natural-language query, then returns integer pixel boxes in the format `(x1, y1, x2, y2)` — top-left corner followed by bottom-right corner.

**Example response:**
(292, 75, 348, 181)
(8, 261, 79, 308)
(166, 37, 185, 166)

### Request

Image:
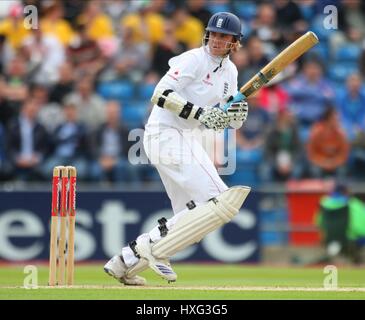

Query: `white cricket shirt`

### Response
(146, 46, 240, 133)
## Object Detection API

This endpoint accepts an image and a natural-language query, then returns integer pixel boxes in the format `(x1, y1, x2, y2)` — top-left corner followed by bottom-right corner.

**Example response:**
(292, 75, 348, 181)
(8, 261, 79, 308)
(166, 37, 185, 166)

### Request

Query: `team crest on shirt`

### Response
(167, 69, 179, 81)
(203, 73, 213, 86)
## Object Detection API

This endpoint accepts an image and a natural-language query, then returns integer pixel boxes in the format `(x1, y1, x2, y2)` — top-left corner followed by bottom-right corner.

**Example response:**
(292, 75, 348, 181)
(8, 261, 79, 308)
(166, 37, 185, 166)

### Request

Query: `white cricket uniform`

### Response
(122, 46, 241, 267)
(144, 45, 240, 213)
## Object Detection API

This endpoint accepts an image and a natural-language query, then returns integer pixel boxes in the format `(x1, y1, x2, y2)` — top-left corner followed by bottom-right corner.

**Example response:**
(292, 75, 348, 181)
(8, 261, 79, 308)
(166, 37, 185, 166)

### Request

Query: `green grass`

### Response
(0, 264, 364, 300)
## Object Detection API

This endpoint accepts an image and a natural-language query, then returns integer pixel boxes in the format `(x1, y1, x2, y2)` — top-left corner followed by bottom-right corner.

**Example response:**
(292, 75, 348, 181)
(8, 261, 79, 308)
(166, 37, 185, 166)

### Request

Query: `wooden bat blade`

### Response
(240, 31, 319, 98)
(223, 31, 319, 110)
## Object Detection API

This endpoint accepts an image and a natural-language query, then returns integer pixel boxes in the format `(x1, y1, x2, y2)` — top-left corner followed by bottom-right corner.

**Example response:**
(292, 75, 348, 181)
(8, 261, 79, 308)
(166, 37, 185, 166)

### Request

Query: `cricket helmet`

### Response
(205, 12, 243, 42)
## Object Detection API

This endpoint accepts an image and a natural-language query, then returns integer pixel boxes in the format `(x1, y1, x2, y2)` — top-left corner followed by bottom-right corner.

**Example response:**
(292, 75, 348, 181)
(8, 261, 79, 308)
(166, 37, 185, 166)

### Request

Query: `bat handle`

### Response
(223, 92, 246, 111)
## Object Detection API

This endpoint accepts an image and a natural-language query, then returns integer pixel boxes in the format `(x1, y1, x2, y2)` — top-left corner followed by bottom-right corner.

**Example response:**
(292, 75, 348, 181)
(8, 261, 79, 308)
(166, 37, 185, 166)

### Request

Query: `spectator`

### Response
(6, 98, 49, 181)
(340, 0, 365, 39)
(187, 0, 211, 27)
(329, 20, 364, 60)
(336, 73, 365, 142)
(235, 95, 270, 182)
(64, 76, 106, 131)
(251, 3, 283, 56)
(22, 25, 65, 86)
(274, 0, 307, 40)
(40, 1, 76, 46)
(316, 182, 365, 264)
(89, 101, 139, 184)
(306, 107, 350, 178)
(121, 2, 165, 46)
(264, 109, 302, 181)
(256, 73, 291, 117)
(103, 0, 131, 31)
(31, 84, 64, 134)
(62, 0, 86, 27)
(231, 48, 250, 85)
(148, 19, 187, 80)
(42, 102, 89, 180)
(101, 26, 151, 83)
(67, 22, 107, 79)
(0, 54, 29, 126)
(285, 58, 335, 141)
(77, 0, 115, 41)
(49, 61, 75, 104)
(0, 2, 30, 62)
(236, 95, 271, 151)
(244, 36, 270, 81)
(171, 6, 205, 49)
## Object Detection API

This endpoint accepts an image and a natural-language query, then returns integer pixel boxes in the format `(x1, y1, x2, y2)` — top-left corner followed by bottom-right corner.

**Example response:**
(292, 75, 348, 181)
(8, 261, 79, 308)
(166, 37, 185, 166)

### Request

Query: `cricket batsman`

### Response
(104, 12, 251, 285)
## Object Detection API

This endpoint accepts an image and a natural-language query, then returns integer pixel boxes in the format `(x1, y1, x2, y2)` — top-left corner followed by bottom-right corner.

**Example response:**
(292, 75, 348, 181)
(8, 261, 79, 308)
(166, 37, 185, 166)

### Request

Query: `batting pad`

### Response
(126, 186, 250, 278)
(125, 259, 148, 279)
(152, 186, 250, 259)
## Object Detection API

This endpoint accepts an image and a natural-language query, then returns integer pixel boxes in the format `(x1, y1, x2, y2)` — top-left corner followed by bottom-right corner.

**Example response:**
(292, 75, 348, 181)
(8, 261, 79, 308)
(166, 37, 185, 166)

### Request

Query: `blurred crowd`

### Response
(0, 0, 364, 186)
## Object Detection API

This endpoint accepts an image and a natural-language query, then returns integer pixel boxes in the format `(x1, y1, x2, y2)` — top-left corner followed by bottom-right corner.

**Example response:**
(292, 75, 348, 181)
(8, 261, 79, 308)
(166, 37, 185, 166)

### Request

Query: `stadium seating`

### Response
(310, 42, 330, 61)
(333, 44, 361, 63)
(327, 62, 358, 83)
(97, 80, 135, 102)
(228, 149, 264, 186)
(260, 208, 289, 246)
(121, 101, 149, 129)
(137, 83, 155, 100)
(233, 1, 257, 21)
(207, 2, 231, 14)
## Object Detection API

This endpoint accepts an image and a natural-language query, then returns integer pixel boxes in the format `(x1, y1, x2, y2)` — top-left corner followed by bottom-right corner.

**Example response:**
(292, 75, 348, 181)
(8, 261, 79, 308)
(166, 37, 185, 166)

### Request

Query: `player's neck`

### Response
(204, 45, 228, 61)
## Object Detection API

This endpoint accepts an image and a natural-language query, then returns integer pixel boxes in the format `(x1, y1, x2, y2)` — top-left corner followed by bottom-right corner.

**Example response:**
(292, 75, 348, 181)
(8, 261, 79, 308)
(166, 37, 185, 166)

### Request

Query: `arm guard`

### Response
(151, 88, 204, 120)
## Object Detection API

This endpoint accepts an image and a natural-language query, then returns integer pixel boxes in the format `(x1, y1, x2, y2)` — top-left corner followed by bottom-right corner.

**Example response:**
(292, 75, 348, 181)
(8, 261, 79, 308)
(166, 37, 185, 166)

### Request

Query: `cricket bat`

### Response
(224, 31, 319, 109)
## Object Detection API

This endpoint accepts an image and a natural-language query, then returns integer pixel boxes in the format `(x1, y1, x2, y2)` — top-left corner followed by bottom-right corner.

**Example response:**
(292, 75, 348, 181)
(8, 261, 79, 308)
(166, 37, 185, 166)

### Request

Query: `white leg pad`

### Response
(126, 186, 250, 278)
(125, 257, 149, 278)
(152, 186, 250, 259)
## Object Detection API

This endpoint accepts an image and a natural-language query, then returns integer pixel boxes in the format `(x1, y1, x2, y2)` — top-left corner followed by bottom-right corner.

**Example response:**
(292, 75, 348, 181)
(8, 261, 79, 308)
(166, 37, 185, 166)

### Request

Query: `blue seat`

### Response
(233, 1, 257, 20)
(137, 83, 155, 100)
(121, 101, 149, 129)
(299, 4, 316, 22)
(97, 81, 134, 101)
(310, 42, 329, 60)
(228, 169, 260, 186)
(236, 148, 263, 164)
(334, 45, 361, 63)
(207, 3, 231, 14)
(327, 63, 358, 83)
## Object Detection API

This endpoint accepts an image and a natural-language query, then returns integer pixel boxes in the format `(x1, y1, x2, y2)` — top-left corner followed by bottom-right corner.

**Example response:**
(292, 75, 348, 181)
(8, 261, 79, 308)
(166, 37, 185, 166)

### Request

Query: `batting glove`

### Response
(226, 100, 249, 122)
(199, 106, 230, 131)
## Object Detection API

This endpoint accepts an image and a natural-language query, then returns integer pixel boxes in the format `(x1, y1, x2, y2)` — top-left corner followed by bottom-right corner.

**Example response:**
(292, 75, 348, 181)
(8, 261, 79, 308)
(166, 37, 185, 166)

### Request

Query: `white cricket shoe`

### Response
(135, 237, 177, 283)
(104, 255, 146, 286)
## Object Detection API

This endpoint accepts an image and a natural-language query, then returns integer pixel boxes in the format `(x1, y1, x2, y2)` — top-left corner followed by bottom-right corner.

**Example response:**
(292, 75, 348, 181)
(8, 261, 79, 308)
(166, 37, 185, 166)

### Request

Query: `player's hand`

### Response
(226, 100, 249, 122)
(199, 106, 230, 131)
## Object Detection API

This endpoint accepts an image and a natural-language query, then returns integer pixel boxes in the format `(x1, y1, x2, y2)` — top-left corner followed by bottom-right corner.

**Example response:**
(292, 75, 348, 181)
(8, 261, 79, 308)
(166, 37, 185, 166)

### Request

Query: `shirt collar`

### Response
(203, 45, 229, 69)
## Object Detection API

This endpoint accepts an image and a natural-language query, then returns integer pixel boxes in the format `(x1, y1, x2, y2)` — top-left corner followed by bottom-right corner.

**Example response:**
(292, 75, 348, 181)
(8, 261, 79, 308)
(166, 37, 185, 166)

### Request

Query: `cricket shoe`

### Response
(104, 255, 146, 286)
(134, 237, 177, 283)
